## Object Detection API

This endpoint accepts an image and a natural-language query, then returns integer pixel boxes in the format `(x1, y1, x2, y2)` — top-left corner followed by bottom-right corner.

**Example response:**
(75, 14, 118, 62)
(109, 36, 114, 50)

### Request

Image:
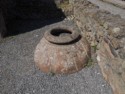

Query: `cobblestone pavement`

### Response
(0, 19, 113, 94)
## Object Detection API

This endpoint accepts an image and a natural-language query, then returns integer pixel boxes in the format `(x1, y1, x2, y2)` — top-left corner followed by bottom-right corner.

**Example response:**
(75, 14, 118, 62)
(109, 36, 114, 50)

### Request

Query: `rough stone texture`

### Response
(34, 25, 91, 74)
(88, 0, 125, 19)
(73, 0, 125, 59)
(100, 0, 125, 9)
(97, 39, 125, 94)
(71, 0, 125, 94)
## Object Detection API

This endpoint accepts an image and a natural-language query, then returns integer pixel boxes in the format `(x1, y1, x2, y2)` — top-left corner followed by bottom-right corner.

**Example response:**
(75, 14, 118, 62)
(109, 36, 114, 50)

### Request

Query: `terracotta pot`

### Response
(34, 25, 91, 74)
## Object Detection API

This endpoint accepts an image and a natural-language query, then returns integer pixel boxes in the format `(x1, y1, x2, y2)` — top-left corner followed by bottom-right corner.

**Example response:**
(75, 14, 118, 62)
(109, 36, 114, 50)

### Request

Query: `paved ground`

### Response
(0, 19, 113, 94)
(88, 0, 125, 19)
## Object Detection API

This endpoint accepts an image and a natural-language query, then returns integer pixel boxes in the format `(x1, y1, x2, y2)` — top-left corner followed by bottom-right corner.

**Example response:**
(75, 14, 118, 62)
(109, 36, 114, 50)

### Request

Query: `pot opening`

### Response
(50, 28, 72, 37)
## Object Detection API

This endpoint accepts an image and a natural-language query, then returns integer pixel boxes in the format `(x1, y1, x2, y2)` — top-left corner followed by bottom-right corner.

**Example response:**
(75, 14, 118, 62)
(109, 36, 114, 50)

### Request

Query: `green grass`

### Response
(86, 58, 94, 67)
(49, 71, 56, 76)
(91, 45, 98, 52)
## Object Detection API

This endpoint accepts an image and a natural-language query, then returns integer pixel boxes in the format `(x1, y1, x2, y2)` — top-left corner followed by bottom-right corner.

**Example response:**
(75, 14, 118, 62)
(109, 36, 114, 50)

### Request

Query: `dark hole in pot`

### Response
(51, 29, 72, 36)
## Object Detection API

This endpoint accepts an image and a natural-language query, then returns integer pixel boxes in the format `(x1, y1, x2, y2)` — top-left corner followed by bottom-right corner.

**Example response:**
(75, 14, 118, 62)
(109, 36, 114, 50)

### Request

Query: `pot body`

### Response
(34, 26, 91, 74)
(34, 35, 91, 74)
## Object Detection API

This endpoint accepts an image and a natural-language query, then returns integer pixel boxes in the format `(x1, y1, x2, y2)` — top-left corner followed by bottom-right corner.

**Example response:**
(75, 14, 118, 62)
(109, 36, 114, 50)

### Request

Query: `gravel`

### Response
(0, 19, 113, 94)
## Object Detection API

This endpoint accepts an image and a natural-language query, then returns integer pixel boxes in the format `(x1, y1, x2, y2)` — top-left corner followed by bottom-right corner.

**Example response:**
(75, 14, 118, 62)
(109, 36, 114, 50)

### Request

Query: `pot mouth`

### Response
(44, 27, 80, 44)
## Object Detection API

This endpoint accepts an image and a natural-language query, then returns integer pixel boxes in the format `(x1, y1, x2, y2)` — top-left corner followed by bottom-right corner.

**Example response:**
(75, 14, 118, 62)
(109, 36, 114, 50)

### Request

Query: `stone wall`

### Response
(71, 0, 125, 94)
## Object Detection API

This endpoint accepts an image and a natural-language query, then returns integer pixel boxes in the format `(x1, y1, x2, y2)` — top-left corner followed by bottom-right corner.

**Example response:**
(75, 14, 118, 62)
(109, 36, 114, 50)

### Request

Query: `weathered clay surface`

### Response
(34, 26, 91, 74)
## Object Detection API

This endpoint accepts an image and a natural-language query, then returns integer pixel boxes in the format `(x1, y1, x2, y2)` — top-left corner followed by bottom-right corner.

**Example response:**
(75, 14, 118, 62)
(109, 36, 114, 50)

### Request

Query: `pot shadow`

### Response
(4, 0, 66, 37)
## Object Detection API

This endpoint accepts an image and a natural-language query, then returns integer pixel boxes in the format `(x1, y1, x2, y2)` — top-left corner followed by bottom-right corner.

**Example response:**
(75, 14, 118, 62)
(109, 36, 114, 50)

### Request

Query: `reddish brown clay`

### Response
(34, 25, 91, 74)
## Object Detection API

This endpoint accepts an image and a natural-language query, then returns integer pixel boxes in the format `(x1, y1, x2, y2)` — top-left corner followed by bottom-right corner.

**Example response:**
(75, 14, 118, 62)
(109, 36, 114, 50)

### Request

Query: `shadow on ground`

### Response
(4, 0, 66, 37)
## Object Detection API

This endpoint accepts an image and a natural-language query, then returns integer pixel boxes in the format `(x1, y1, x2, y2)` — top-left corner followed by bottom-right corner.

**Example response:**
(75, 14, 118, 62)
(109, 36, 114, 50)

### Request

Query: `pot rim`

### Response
(44, 26, 80, 44)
